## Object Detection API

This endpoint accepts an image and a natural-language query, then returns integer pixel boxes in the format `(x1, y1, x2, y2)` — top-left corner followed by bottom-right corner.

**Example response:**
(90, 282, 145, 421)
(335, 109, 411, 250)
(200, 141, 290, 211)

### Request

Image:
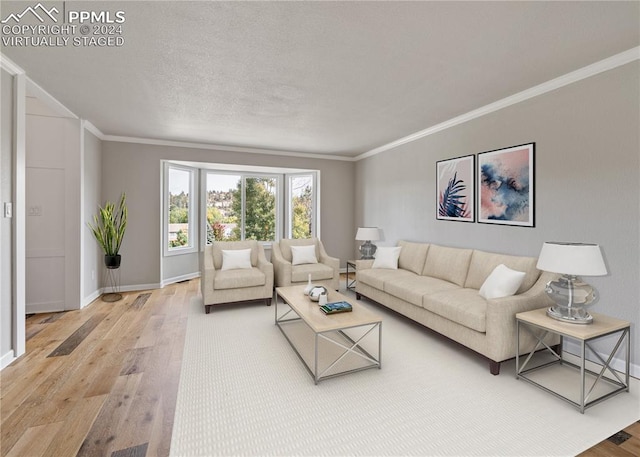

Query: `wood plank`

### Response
(48, 313, 107, 357)
(111, 442, 149, 457)
(42, 394, 108, 456)
(77, 373, 144, 457)
(4, 421, 65, 457)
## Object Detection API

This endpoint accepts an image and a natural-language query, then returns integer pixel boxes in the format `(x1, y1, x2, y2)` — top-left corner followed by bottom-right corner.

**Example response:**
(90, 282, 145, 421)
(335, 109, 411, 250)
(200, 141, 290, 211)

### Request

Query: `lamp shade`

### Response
(355, 227, 380, 241)
(536, 242, 607, 276)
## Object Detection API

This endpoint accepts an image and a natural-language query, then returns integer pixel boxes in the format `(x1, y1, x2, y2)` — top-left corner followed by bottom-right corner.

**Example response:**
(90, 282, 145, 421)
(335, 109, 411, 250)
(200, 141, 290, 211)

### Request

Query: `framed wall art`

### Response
(436, 154, 475, 222)
(478, 143, 535, 227)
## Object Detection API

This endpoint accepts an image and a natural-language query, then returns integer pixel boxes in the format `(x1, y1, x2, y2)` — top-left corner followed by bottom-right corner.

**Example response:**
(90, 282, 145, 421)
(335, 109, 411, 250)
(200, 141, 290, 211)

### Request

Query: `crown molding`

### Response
(26, 76, 78, 119)
(102, 134, 357, 162)
(0, 53, 24, 75)
(356, 46, 640, 161)
(83, 120, 105, 139)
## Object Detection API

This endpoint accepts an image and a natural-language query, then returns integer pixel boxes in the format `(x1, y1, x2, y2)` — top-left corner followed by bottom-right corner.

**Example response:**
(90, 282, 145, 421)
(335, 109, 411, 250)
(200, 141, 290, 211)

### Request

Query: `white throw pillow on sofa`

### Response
(221, 249, 253, 271)
(372, 246, 402, 269)
(291, 245, 318, 265)
(479, 264, 526, 299)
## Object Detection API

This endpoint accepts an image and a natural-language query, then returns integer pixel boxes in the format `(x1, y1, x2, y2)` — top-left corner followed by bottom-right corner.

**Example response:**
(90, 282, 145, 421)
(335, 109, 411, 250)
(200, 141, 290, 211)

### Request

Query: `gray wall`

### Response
(101, 142, 355, 288)
(1, 69, 14, 361)
(83, 129, 103, 304)
(355, 62, 640, 371)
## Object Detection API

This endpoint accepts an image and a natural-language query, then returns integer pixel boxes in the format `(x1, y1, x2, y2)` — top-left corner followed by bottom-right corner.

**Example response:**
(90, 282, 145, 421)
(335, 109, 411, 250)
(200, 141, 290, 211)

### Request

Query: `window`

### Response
(287, 174, 315, 239)
(163, 162, 319, 255)
(165, 164, 197, 254)
(205, 173, 280, 244)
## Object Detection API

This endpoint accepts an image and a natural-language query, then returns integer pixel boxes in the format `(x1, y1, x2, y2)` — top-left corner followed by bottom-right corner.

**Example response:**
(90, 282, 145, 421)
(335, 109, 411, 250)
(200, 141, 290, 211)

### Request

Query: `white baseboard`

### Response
(103, 283, 162, 294)
(1, 350, 16, 370)
(564, 340, 639, 379)
(26, 300, 65, 314)
(82, 289, 102, 308)
(160, 272, 200, 288)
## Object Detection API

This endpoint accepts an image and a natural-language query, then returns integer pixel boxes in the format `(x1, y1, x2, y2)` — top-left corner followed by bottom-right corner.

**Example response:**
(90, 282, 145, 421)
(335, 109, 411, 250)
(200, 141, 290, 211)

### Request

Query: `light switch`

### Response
(4, 202, 12, 218)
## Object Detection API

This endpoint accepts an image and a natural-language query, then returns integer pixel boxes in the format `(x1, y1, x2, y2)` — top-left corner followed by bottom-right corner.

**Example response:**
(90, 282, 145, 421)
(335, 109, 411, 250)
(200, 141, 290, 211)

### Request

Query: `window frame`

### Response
(285, 172, 318, 239)
(164, 162, 198, 256)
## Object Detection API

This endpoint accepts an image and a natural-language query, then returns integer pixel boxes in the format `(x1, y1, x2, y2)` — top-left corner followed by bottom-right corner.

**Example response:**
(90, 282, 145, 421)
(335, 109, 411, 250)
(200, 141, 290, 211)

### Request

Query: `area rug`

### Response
(170, 293, 639, 456)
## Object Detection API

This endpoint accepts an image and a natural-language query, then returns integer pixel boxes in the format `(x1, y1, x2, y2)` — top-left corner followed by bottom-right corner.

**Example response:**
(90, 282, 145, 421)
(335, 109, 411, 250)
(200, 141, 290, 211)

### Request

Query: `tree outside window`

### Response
(168, 167, 192, 249)
(290, 175, 313, 239)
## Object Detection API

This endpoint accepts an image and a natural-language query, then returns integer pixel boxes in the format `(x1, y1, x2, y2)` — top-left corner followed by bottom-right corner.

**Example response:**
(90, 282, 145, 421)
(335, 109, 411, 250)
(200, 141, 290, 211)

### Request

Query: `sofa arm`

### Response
(485, 271, 557, 358)
(271, 243, 292, 287)
(200, 250, 217, 303)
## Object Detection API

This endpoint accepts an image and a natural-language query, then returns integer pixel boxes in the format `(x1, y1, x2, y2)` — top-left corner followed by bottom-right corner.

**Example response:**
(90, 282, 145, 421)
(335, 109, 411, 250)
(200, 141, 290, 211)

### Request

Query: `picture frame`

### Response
(436, 154, 475, 222)
(478, 143, 535, 227)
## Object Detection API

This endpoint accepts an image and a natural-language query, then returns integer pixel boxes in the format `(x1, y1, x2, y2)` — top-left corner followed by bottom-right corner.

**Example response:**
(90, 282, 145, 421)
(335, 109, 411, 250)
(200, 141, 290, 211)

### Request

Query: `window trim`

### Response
(285, 172, 318, 239)
(164, 163, 198, 257)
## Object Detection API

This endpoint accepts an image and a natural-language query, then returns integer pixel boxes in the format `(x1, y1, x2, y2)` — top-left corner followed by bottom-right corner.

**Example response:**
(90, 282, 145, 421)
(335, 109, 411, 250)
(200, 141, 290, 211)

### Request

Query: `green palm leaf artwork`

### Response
(439, 172, 470, 219)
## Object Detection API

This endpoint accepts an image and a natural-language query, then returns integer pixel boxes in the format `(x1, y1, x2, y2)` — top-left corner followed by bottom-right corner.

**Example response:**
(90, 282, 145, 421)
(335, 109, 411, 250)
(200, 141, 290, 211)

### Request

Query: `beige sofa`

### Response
(200, 240, 274, 313)
(356, 240, 556, 375)
(272, 238, 340, 291)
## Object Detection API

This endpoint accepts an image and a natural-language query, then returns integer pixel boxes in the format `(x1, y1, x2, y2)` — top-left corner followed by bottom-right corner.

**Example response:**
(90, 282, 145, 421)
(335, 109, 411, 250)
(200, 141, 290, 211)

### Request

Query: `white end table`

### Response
(516, 308, 630, 413)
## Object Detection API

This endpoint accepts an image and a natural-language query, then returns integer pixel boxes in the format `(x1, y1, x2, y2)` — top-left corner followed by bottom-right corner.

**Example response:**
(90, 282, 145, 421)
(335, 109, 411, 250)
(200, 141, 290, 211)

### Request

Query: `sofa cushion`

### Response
(358, 268, 416, 291)
(398, 241, 429, 275)
(214, 267, 266, 290)
(465, 250, 539, 293)
(291, 263, 334, 282)
(385, 275, 459, 307)
(422, 244, 473, 287)
(372, 246, 402, 269)
(423, 288, 488, 333)
(479, 264, 526, 299)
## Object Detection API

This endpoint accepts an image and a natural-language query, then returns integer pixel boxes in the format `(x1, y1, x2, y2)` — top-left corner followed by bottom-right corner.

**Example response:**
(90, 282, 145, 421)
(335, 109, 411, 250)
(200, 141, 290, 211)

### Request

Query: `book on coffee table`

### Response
(320, 301, 352, 314)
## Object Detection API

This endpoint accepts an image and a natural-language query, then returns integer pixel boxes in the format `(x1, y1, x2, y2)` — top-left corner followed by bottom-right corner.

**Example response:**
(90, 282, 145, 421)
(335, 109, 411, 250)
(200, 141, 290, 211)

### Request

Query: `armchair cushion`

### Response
(221, 249, 252, 271)
(291, 245, 318, 265)
(291, 263, 335, 282)
(214, 268, 266, 290)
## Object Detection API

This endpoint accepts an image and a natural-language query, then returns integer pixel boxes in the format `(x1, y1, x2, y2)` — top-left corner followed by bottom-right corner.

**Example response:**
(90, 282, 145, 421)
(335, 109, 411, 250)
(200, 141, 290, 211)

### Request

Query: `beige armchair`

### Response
(272, 238, 340, 291)
(200, 240, 274, 313)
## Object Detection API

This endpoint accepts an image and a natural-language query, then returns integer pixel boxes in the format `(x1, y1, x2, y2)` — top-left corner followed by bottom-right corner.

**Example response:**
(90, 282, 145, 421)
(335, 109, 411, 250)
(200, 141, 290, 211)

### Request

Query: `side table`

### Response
(346, 260, 356, 291)
(516, 308, 630, 413)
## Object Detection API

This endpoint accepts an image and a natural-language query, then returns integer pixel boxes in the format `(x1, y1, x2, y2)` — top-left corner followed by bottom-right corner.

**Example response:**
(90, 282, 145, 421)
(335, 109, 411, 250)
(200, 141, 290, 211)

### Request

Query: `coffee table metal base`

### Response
(275, 294, 381, 384)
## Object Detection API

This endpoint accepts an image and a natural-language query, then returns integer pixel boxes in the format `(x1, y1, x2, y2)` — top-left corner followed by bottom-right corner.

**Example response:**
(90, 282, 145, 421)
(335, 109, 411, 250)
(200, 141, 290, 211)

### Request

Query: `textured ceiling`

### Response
(2, 1, 639, 157)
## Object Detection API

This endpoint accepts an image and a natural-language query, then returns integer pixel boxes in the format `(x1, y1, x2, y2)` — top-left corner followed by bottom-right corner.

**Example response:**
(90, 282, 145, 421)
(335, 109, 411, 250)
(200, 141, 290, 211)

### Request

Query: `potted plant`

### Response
(88, 193, 127, 269)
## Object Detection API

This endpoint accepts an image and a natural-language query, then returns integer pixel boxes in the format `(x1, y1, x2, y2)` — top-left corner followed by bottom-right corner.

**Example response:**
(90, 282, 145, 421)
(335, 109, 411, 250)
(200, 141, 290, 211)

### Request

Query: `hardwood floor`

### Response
(1, 280, 196, 457)
(1, 278, 638, 456)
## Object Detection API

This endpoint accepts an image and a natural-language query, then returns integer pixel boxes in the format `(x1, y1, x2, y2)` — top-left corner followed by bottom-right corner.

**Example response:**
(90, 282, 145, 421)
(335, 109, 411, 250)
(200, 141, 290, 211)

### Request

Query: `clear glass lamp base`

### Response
(359, 241, 377, 260)
(545, 275, 597, 325)
(546, 305, 593, 324)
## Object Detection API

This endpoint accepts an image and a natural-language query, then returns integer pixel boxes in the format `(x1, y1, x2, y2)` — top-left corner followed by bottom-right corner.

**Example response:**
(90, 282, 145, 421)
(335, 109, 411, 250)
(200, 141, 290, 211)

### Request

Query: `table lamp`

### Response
(536, 242, 607, 324)
(356, 227, 380, 259)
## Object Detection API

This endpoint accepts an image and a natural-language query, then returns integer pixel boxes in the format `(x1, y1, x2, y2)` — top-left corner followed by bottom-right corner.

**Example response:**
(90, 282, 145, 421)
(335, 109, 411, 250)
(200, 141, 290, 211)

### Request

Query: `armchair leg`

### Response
(489, 360, 500, 375)
(205, 305, 211, 314)
(265, 298, 271, 306)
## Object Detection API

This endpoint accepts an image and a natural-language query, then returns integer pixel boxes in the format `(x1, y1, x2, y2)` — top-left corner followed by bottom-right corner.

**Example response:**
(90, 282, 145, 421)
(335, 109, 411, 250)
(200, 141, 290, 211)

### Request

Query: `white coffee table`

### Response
(275, 285, 382, 384)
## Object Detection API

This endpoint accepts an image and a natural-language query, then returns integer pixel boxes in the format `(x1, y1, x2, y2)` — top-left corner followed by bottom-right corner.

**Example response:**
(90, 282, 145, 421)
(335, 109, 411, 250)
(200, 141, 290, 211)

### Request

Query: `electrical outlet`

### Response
(4, 202, 12, 218)
(28, 205, 42, 216)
